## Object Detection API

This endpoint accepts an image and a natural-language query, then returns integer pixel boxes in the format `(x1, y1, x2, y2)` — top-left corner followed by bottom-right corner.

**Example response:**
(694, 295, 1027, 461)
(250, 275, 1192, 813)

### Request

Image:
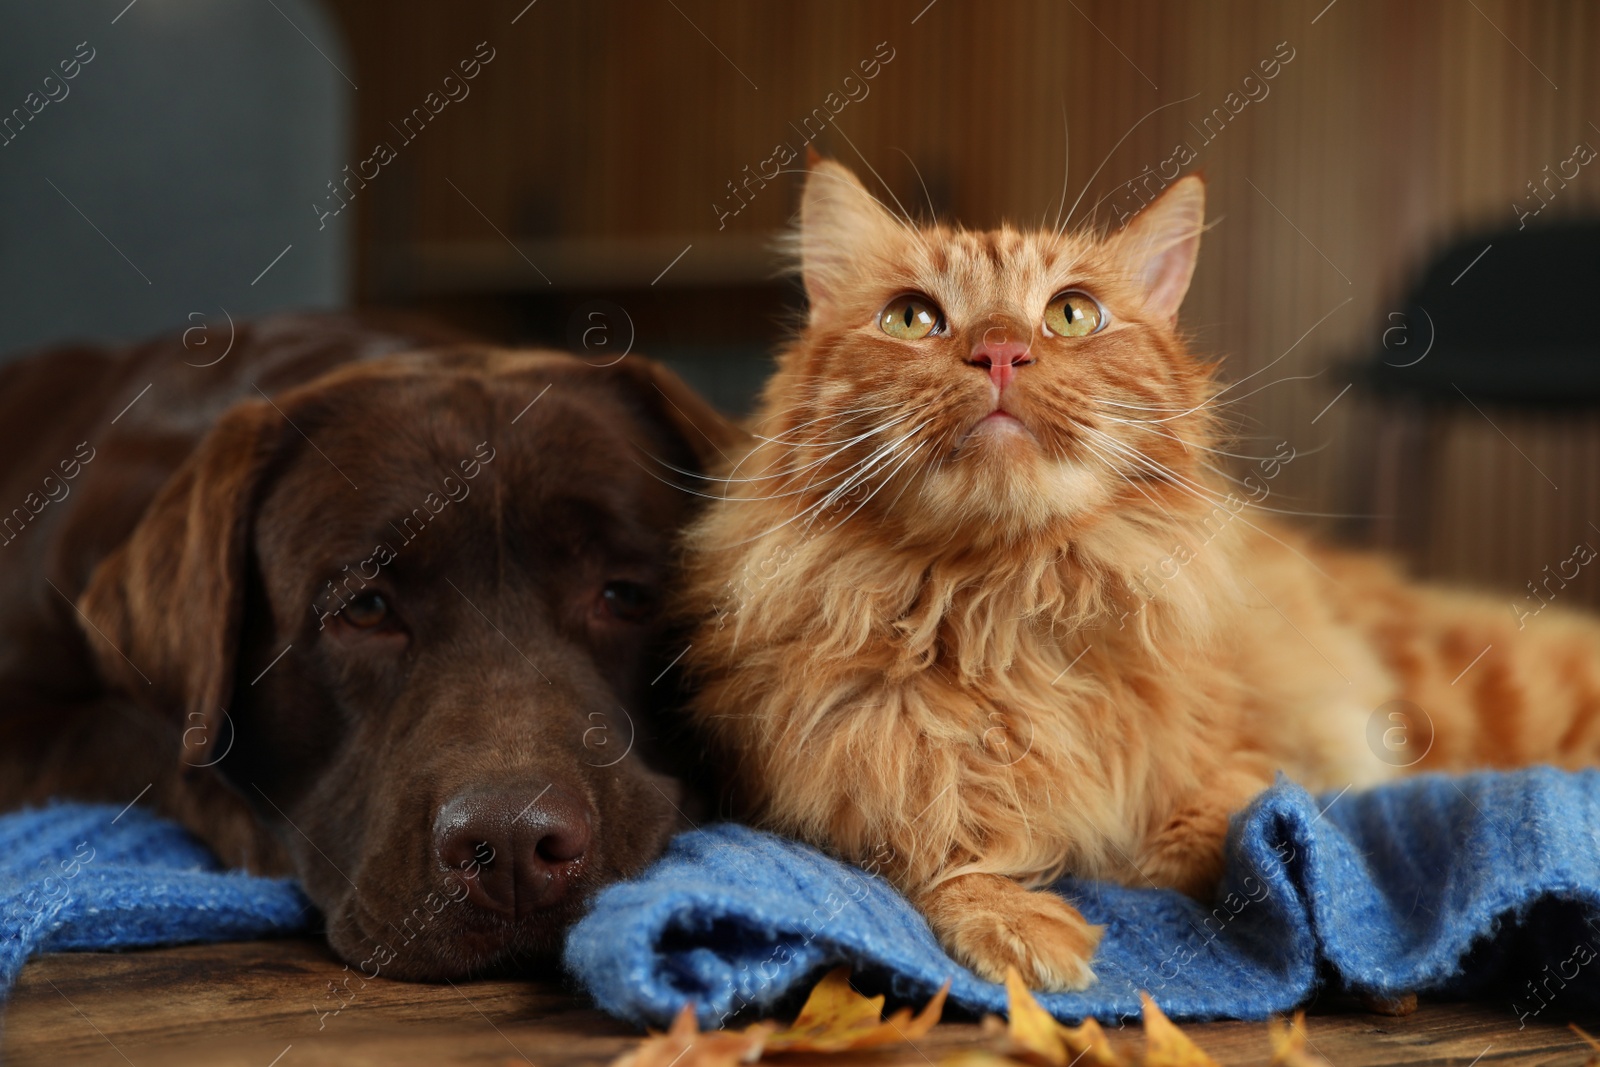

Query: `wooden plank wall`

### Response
(322, 0, 1600, 605)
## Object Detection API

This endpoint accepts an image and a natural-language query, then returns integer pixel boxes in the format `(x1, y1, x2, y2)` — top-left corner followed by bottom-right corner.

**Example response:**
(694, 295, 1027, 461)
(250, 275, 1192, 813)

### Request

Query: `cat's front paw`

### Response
(914, 872, 1103, 992)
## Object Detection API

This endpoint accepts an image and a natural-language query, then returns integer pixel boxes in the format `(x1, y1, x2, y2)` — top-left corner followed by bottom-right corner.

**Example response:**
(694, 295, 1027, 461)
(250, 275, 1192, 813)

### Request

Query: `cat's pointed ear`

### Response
(1108, 175, 1206, 325)
(798, 155, 899, 318)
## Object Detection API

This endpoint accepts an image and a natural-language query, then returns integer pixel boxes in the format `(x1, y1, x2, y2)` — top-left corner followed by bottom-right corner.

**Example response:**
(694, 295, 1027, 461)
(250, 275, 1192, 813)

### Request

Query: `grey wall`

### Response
(0, 0, 350, 358)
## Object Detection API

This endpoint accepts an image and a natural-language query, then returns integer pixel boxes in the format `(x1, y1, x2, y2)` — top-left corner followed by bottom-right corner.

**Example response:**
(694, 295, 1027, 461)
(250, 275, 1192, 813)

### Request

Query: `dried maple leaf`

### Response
(998, 967, 1126, 1067)
(612, 967, 1334, 1067)
(1061, 1017, 1125, 1067)
(612, 1004, 772, 1067)
(1000, 966, 1071, 1065)
(1266, 1011, 1332, 1066)
(611, 967, 948, 1066)
(762, 965, 950, 1053)
(1138, 993, 1221, 1067)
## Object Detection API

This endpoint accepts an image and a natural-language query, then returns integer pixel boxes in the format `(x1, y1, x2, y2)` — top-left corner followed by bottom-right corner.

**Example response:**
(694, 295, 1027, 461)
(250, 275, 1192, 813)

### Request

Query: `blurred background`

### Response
(4, 0, 1600, 613)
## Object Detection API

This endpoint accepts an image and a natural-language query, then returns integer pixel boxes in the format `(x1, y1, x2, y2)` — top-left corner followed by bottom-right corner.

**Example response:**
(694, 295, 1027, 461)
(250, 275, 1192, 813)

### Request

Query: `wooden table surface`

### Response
(1, 938, 1596, 1066)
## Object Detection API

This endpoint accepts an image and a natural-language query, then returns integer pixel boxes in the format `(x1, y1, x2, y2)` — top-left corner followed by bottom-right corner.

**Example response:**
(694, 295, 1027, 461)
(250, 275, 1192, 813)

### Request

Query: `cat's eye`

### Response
(342, 592, 390, 629)
(878, 294, 944, 340)
(1043, 290, 1106, 338)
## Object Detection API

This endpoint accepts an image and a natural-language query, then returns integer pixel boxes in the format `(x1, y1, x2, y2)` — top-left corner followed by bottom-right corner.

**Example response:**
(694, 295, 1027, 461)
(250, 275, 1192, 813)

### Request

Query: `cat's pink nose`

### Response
(968, 341, 1033, 392)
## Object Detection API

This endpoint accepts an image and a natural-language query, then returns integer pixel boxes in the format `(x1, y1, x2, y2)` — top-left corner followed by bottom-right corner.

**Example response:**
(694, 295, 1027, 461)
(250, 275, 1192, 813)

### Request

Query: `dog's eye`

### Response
(343, 592, 390, 629)
(599, 581, 655, 623)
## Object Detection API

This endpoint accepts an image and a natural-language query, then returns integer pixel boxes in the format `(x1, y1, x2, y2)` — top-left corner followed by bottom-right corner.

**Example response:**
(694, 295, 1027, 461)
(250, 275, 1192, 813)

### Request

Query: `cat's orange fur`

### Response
(677, 156, 1600, 991)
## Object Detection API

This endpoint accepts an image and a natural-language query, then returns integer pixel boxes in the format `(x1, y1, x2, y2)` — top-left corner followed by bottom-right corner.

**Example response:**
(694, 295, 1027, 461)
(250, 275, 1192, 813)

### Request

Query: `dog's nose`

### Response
(433, 784, 594, 917)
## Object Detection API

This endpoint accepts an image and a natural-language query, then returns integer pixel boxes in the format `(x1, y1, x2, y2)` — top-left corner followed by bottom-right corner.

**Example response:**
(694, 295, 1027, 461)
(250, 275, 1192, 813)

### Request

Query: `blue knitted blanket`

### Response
(7, 771, 1600, 1029)
(564, 768, 1600, 1027)
(0, 802, 311, 999)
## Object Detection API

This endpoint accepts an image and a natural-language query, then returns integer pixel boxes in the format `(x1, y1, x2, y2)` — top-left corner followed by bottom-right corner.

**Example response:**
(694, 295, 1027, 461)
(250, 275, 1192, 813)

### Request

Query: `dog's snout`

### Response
(433, 784, 594, 918)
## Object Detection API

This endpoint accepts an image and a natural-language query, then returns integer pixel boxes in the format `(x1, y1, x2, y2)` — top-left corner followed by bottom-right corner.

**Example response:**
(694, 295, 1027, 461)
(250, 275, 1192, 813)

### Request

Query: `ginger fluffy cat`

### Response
(677, 155, 1600, 991)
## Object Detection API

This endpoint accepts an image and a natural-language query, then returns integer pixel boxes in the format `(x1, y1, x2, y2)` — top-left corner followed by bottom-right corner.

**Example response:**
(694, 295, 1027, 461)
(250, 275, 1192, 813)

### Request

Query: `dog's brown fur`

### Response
(0, 313, 739, 979)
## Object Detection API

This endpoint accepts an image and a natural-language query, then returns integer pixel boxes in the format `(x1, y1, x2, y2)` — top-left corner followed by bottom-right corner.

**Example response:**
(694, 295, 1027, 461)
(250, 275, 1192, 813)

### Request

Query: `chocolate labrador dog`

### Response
(0, 313, 737, 979)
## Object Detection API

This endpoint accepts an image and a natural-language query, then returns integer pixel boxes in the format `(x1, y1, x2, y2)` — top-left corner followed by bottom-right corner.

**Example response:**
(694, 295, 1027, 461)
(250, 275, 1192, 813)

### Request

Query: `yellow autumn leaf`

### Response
(1061, 1017, 1125, 1067)
(940, 1052, 1029, 1067)
(1139, 993, 1221, 1067)
(611, 966, 1336, 1067)
(612, 1004, 772, 1067)
(1572, 1023, 1600, 1065)
(999, 966, 1125, 1067)
(761, 965, 950, 1053)
(1002, 966, 1070, 1065)
(1266, 1011, 1332, 1066)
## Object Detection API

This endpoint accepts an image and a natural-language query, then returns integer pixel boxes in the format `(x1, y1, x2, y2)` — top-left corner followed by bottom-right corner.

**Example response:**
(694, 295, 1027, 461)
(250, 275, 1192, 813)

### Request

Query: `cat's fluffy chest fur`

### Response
(690, 472, 1389, 885)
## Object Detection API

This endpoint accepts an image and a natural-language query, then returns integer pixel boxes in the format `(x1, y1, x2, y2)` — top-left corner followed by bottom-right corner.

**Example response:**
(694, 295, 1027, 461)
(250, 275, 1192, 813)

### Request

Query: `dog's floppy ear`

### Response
(78, 400, 281, 763)
(610, 356, 748, 472)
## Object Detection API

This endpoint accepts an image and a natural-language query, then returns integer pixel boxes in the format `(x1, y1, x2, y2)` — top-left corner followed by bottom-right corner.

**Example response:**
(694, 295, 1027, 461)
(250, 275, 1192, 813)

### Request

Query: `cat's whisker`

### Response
(732, 401, 916, 467)
(746, 406, 901, 455)
(741, 414, 917, 486)
(634, 413, 922, 505)
(1088, 395, 1220, 425)
(1092, 373, 1307, 425)
(767, 163, 935, 281)
(1084, 424, 1353, 521)
(1092, 411, 1307, 465)
(1057, 93, 1200, 235)
(1079, 425, 1256, 513)
(1087, 434, 1263, 529)
(796, 412, 926, 497)
(748, 402, 898, 444)
(811, 398, 952, 511)
(640, 428, 883, 493)
(1197, 463, 1373, 520)
(828, 119, 922, 235)
(810, 417, 934, 509)
(726, 410, 899, 486)
(881, 438, 933, 515)
(630, 459, 829, 504)
(1088, 396, 1213, 414)
(833, 438, 930, 532)
(736, 417, 939, 546)
(1075, 436, 1181, 524)
(1078, 425, 1243, 510)
(723, 383, 959, 531)
(1076, 427, 1336, 579)
(1203, 371, 1326, 410)
(1205, 299, 1351, 408)
(784, 152, 935, 265)
(890, 146, 939, 223)
(1050, 100, 1071, 234)
(1082, 353, 1336, 432)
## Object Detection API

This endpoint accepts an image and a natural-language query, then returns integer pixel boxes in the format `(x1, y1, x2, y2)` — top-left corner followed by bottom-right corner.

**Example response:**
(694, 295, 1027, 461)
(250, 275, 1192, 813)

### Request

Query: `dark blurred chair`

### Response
(0, 0, 351, 358)
(1355, 219, 1600, 599)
